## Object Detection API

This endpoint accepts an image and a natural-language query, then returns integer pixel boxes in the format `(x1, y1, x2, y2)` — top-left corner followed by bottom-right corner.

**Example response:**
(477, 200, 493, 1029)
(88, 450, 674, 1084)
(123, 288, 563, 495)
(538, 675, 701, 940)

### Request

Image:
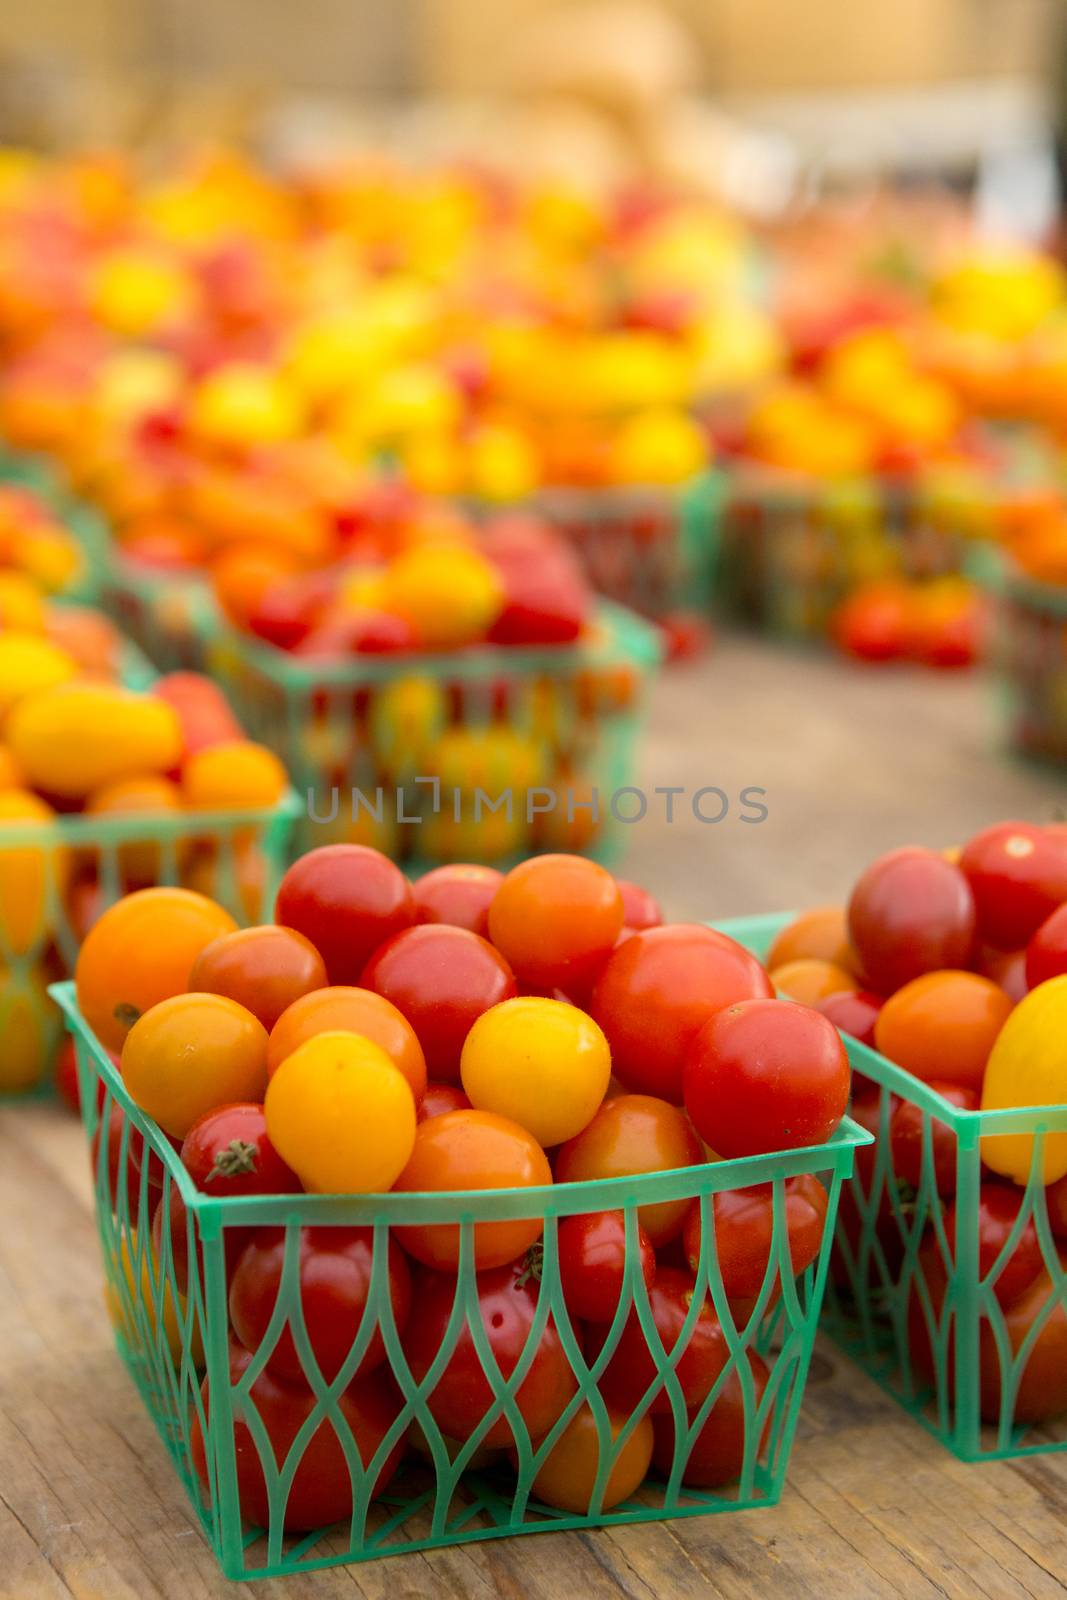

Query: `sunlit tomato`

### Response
(75, 886, 238, 1053)
(275, 844, 415, 985)
(418, 1081, 472, 1120)
(591, 926, 773, 1102)
(681, 1175, 828, 1302)
(888, 1084, 977, 1195)
(187, 925, 328, 1032)
(616, 879, 663, 931)
(461, 997, 611, 1146)
(556, 1209, 655, 1322)
(527, 1404, 653, 1513)
(180, 1102, 300, 1196)
(229, 1225, 411, 1384)
(401, 1258, 577, 1448)
(597, 1267, 728, 1414)
(814, 988, 882, 1047)
(267, 985, 426, 1099)
(767, 906, 854, 970)
(873, 970, 1012, 1090)
(684, 1000, 849, 1158)
(650, 1349, 771, 1488)
(361, 924, 517, 1082)
(847, 847, 976, 993)
(1026, 902, 1067, 989)
(770, 958, 857, 1005)
(488, 854, 623, 991)
(412, 863, 503, 937)
(393, 1109, 551, 1270)
(554, 1094, 701, 1247)
(959, 821, 1067, 949)
(190, 1338, 405, 1531)
(265, 1030, 416, 1193)
(121, 993, 269, 1139)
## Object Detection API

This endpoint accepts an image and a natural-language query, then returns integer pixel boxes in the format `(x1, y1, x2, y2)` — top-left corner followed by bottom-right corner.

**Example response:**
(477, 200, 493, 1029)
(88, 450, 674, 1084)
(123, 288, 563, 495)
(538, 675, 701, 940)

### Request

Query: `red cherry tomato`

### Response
(596, 1266, 728, 1414)
(190, 1338, 405, 1531)
(650, 1348, 770, 1487)
(400, 1258, 578, 1448)
(92, 1103, 163, 1218)
(680, 1175, 828, 1301)
(554, 1093, 702, 1247)
(275, 845, 415, 985)
(959, 821, 1067, 949)
(591, 925, 773, 1102)
(55, 1038, 81, 1113)
(888, 1085, 978, 1195)
(187, 925, 328, 1032)
(417, 1081, 472, 1121)
(616, 879, 663, 931)
(556, 1210, 655, 1322)
(412, 864, 503, 937)
(1047, 1174, 1067, 1240)
(830, 581, 914, 662)
(361, 924, 517, 1082)
(228, 1225, 412, 1384)
(978, 943, 1029, 1002)
(1026, 902, 1067, 989)
(684, 999, 849, 1158)
(847, 847, 976, 992)
(814, 988, 882, 1047)
(151, 1183, 247, 1296)
(948, 1183, 1043, 1307)
(488, 854, 623, 991)
(180, 1103, 301, 1197)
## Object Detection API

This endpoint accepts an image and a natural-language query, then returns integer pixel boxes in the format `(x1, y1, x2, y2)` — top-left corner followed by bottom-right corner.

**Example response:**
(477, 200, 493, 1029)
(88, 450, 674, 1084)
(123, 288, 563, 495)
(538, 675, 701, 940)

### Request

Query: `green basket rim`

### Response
(0, 789, 302, 848)
(51, 977, 871, 1227)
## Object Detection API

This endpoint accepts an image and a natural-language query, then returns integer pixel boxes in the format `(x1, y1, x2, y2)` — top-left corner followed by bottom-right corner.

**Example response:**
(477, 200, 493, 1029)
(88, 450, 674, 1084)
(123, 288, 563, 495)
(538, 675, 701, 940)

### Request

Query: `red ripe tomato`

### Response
(55, 1038, 81, 1113)
(92, 1103, 162, 1217)
(412, 864, 503, 937)
(556, 1210, 655, 1322)
(684, 999, 849, 1158)
(488, 854, 623, 991)
(616, 879, 663, 931)
(829, 581, 914, 662)
(650, 1348, 771, 1488)
(1026, 902, 1067, 989)
(190, 1338, 405, 1531)
(361, 924, 517, 1082)
(228, 1225, 411, 1384)
(417, 1082, 472, 1121)
(680, 1176, 828, 1302)
(888, 1085, 978, 1195)
(1047, 1174, 1067, 1240)
(181, 1103, 301, 1197)
(187, 925, 328, 1032)
(596, 1267, 728, 1414)
(275, 845, 415, 985)
(554, 1093, 702, 1247)
(151, 1183, 247, 1296)
(847, 847, 976, 992)
(947, 1184, 1043, 1307)
(959, 821, 1067, 950)
(978, 944, 1029, 1002)
(401, 1258, 578, 1448)
(814, 988, 882, 1047)
(590, 925, 773, 1102)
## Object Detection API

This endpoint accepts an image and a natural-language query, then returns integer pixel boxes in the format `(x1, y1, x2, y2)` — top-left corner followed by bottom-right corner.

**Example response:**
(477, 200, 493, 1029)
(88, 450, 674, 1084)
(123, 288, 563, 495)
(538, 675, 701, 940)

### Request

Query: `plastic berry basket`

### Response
(103, 549, 215, 673)
(972, 547, 1067, 768)
(0, 446, 109, 604)
(717, 910, 1067, 1462)
(52, 981, 868, 1581)
(196, 601, 662, 867)
(717, 467, 995, 641)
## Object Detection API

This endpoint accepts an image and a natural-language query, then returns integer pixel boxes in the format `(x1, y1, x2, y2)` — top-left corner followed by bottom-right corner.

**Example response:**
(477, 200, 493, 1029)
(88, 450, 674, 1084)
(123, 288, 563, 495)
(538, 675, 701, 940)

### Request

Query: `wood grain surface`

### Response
(2, 640, 1066, 1600)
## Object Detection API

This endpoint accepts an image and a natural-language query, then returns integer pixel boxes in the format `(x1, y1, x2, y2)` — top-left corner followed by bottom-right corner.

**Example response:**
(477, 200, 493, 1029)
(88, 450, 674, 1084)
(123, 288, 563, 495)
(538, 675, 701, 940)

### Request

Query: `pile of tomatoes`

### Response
(76, 845, 850, 1529)
(769, 817, 1067, 1425)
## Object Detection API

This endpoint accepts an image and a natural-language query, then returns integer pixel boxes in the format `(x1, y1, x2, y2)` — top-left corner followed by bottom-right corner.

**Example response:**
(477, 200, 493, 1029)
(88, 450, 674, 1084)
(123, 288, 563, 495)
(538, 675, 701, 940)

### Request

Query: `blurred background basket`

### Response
(974, 548, 1067, 768)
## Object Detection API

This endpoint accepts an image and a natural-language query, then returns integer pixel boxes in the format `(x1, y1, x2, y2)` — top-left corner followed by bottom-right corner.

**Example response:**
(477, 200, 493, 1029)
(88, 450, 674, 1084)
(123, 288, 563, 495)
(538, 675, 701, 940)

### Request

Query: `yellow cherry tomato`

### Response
(0, 788, 67, 956)
(0, 632, 77, 718)
(265, 1030, 416, 1193)
(380, 543, 504, 649)
(981, 976, 1067, 1184)
(121, 993, 269, 1139)
(461, 996, 611, 1146)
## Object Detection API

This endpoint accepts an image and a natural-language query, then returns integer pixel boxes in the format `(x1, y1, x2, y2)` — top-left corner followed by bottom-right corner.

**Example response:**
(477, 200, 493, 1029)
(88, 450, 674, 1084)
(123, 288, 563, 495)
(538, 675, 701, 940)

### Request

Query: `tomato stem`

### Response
(212, 1140, 259, 1178)
(516, 1240, 544, 1287)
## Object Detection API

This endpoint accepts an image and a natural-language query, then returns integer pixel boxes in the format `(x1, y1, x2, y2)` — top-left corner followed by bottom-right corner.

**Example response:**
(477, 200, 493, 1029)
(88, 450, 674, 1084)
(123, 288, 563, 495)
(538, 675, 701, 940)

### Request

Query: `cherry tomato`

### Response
(591, 925, 773, 1102)
(487, 854, 623, 991)
(461, 996, 611, 1146)
(267, 985, 426, 1099)
(361, 924, 517, 1082)
(770, 957, 856, 1005)
(1047, 1173, 1067, 1240)
(597, 1266, 728, 1414)
(680, 1176, 828, 1302)
(526, 1404, 653, 1513)
(847, 847, 976, 992)
(150, 1183, 246, 1296)
(275, 844, 415, 985)
(554, 1094, 702, 1247)
(393, 1109, 551, 1270)
(417, 1082, 472, 1121)
(92, 1102, 159, 1217)
(1026, 902, 1067, 989)
(616, 879, 663, 931)
(190, 1337, 405, 1531)
(556, 1210, 655, 1322)
(55, 1038, 81, 1113)
(767, 907, 853, 971)
(959, 821, 1067, 949)
(650, 1348, 771, 1487)
(180, 1102, 300, 1196)
(977, 943, 1029, 1002)
(814, 988, 882, 1047)
(188, 925, 328, 1032)
(888, 1084, 977, 1195)
(948, 1183, 1043, 1307)
(121, 993, 269, 1139)
(412, 864, 503, 937)
(684, 999, 849, 1158)
(873, 970, 1013, 1090)
(401, 1258, 578, 1448)
(229, 1225, 411, 1384)
(830, 581, 913, 662)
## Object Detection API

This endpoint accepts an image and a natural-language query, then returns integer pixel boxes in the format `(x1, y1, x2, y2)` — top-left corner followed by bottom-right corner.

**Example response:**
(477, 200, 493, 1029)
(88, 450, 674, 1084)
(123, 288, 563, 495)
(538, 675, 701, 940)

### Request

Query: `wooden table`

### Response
(3, 640, 1066, 1599)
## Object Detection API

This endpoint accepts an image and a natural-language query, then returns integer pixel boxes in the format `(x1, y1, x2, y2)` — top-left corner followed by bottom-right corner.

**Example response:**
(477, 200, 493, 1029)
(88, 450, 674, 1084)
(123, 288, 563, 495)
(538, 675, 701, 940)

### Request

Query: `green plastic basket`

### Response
(52, 977, 867, 1580)
(104, 550, 216, 673)
(717, 910, 1067, 1462)
(198, 601, 662, 866)
(972, 546, 1067, 768)
(0, 446, 109, 603)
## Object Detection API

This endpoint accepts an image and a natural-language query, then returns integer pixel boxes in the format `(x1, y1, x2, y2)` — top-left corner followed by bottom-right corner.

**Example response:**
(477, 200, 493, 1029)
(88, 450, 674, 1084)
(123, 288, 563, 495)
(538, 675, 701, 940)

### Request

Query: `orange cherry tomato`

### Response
(769, 958, 857, 1005)
(874, 969, 1014, 1090)
(267, 985, 426, 1101)
(188, 924, 328, 1031)
(488, 853, 623, 992)
(554, 1093, 702, 1246)
(767, 906, 854, 972)
(525, 1404, 653, 1513)
(121, 992, 269, 1138)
